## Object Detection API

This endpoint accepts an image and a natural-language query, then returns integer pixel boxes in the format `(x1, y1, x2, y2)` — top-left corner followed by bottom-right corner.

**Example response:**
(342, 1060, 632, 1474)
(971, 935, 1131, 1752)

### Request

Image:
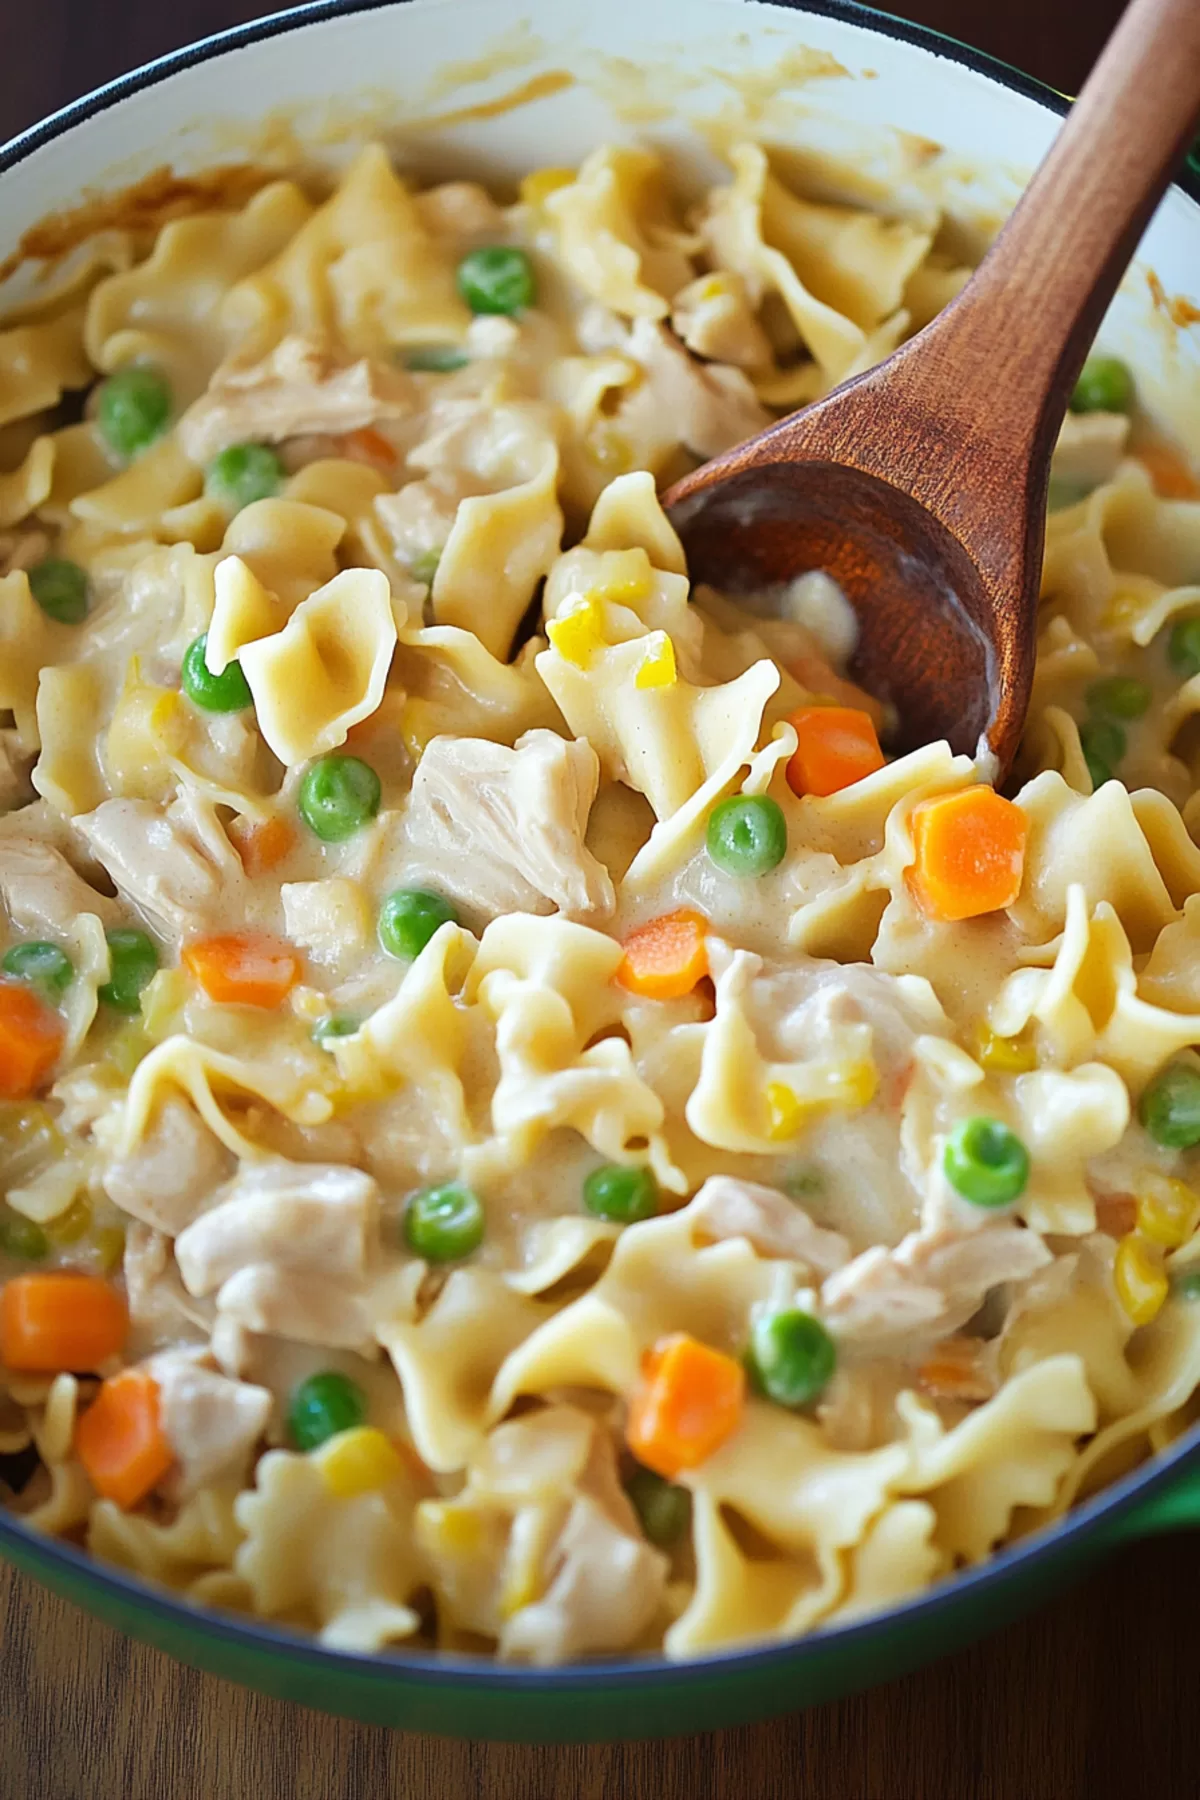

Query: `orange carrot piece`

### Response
(229, 814, 295, 877)
(1137, 441, 1200, 500)
(338, 426, 398, 469)
(626, 1332, 745, 1479)
(786, 705, 885, 798)
(916, 1337, 994, 1404)
(907, 787, 1027, 922)
(76, 1368, 174, 1509)
(0, 982, 65, 1099)
(182, 931, 301, 1009)
(1, 1272, 128, 1372)
(616, 910, 709, 1001)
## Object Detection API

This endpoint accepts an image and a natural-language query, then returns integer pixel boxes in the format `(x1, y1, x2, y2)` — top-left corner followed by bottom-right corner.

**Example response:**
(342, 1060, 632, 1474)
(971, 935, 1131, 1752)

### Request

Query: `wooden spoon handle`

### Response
(924, 0, 1200, 454)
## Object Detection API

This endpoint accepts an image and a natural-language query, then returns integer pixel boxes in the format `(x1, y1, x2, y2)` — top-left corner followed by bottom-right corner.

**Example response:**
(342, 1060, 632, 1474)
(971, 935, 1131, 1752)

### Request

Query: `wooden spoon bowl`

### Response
(666, 0, 1200, 779)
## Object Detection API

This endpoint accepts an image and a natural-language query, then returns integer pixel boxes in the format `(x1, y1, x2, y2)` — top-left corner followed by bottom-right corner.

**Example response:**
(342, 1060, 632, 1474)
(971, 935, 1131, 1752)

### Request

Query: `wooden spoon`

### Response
(664, 0, 1200, 777)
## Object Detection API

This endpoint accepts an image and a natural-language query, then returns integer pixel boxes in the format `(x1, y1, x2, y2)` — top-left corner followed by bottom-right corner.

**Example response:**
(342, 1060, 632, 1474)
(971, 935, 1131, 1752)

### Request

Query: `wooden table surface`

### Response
(3, 2, 1197, 1795)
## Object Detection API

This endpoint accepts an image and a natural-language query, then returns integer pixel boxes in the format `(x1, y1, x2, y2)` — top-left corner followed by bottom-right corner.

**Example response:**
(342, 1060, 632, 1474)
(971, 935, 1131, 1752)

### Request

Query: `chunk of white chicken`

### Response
(123, 1223, 214, 1344)
(73, 796, 235, 937)
(0, 833, 117, 934)
(820, 1224, 1052, 1347)
(399, 728, 615, 921)
(617, 317, 770, 461)
(1050, 410, 1130, 492)
(177, 334, 420, 465)
(669, 272, 773, 370)
(102, 1097, 234, 1236)
(500, 1493, 668, 1665)
(147, 1348, 272, 1496)
(689, 1175, 851, 1276)
(174, 1161, 379, 1353)
(207, 1265, 374, 1352)
(175, 1161, 378, 1294)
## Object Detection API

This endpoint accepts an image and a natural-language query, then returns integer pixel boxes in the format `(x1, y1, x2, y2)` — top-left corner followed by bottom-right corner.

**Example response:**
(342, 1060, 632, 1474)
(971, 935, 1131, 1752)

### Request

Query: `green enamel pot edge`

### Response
(4, 1436, 1200, 1742)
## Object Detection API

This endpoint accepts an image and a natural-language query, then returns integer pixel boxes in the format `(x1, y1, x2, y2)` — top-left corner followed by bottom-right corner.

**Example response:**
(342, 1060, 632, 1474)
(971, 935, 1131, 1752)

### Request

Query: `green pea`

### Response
(1069, 356, 1134, 415)
(1167, 617, 1200, 678)
(582, 1162, 659, 1225)
(378, 888, 458, 961)
(1086, 676, 1152, 720)
(205, 442, 283, 511)
(98, 928, 159, 1015)
(0, 1213, 49, 1261)
(288, 1369, 367, 1452)
(410, 549, 442, 587)
(1172, 1268, 1200, 1301)
(312, 1014, 359, 1046)
(28, 558, 89, 625)
(404, 346, 469, 373)
(943, 1116, 1030, 1208)
(745, 1309, 836, 1409)
(2, 941, 73, 1000)
(706, 794, 788, 877)
(1079, 716, 1126, 769)
(181, 633, 253, 713)
(456, 246, 536, 316)
(1139, 1060, 1200, 1149)
(403, 1182, 485, 1262)
(97, 363, 172, 459)
(298, 754, 381, 843)
(624, 1464, 692, 1549)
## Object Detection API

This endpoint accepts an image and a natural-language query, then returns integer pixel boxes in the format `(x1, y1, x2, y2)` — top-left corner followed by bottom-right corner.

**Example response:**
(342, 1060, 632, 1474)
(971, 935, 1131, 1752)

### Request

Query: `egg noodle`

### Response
(2, 137, 1200, 1664)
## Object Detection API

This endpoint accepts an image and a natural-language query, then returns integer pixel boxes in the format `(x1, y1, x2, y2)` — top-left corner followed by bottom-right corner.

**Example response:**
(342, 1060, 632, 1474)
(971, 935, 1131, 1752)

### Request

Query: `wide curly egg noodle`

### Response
(2, 132, 1200, 1666)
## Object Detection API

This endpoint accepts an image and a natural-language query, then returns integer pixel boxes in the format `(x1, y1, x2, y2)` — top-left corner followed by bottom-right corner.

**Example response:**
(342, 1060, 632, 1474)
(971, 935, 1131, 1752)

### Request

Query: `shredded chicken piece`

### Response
(174, 1160, 378, 1296)
(147, 1348, 272, 1496)
(400, 728, 615, 921)
(102, 1097, 234, 1236)
(207, 1265, 374, 1352)
(73, 796, 233, 937)
(821, 1224, 1051, 1346)
(1051, 410, 1130, 491)
(689, 1174, 850, 1275)
(123, 1223, 213, 1343)
(618, 317, 770, 460)
(177, 334, 419, 464)
(670, 272, 772, 370)
(0, 833, 118, 934)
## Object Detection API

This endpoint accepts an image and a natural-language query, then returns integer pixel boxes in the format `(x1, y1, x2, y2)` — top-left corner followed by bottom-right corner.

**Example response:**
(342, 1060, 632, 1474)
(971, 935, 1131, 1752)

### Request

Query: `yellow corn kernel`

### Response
(635, 633, 677, 690)
(840, 1061, 879, 1109)
(1114, 1232, 1169, 1326)
(47, 1196, 93, 1245)
(317, 1426, 405, 1499)
(94, 1226, 126, 1274)
(1135, 1174, 1199, 1249)
(546, 596, 609, 669)
(974, 1023, 1038, 1074)
(766, 1082, 808, 1141)
(425, 1502, 485, 1555)
(519, 165, 575, 207)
